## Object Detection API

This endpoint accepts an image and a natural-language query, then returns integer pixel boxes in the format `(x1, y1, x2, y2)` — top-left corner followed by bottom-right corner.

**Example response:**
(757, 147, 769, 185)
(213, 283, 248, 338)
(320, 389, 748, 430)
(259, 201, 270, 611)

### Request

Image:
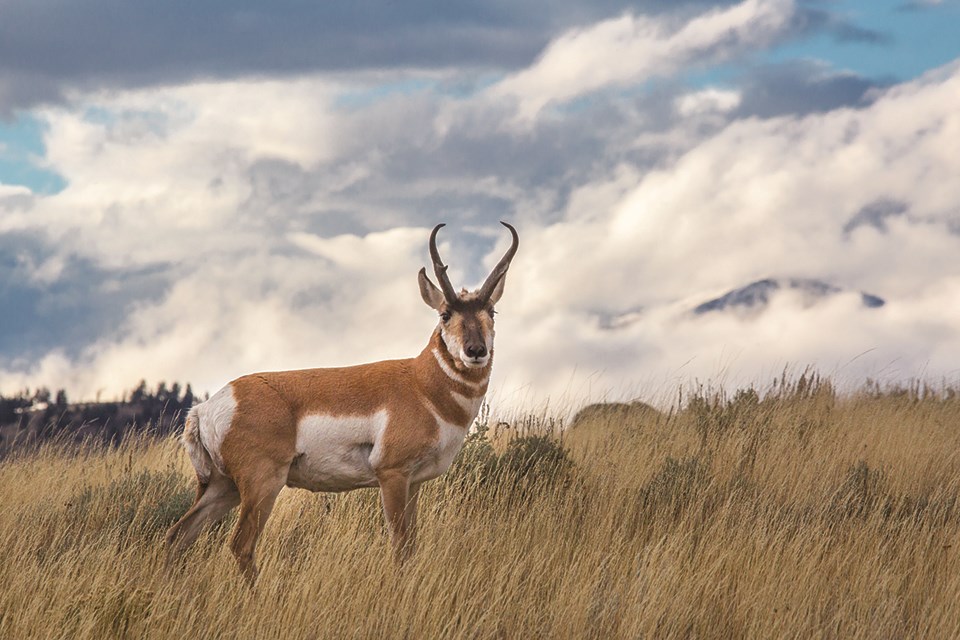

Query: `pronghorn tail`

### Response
(181, 405, 213, 490)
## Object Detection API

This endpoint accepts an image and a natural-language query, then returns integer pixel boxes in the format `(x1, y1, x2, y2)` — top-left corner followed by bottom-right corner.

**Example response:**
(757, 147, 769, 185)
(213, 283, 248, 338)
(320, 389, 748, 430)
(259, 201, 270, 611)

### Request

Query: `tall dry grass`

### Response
(1, 376, 959, 639)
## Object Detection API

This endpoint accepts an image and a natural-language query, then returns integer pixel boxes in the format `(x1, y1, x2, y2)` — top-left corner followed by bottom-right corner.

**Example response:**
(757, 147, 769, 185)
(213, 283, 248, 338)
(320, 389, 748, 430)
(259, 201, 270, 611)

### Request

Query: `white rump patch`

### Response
(194, 383, 238, 476)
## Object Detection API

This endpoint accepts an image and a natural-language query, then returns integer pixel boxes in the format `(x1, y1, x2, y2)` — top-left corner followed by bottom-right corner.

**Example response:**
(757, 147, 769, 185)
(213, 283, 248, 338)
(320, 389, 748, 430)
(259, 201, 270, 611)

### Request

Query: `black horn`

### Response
(429, 224, 459, 303)
(478, 221, 519, 301)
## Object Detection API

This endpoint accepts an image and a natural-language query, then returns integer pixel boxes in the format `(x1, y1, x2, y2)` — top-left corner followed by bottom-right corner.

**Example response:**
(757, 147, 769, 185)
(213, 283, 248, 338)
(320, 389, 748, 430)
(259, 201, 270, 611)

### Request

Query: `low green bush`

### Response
(447, 425, 575, 492)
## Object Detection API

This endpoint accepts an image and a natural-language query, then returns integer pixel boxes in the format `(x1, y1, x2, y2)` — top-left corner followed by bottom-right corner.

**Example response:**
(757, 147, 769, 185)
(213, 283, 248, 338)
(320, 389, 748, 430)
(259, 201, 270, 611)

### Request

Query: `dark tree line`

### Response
(0, 380, 203, 456)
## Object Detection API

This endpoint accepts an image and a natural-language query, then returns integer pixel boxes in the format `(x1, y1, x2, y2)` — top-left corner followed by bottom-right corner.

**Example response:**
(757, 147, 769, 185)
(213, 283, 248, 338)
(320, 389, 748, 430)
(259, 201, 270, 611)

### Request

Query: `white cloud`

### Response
(0, 183, 31, 199)
(489, 0, 795, 120)
(1, 5, 960, 417)
(488, 61, 960, 406)
(675, 88, 742, 117)
(6, 79, 345, 269)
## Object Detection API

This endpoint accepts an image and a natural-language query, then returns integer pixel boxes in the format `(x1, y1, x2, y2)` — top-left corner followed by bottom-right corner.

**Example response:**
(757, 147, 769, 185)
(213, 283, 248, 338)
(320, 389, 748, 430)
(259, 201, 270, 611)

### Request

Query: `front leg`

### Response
(405, 482, 422, 555)
(378, 470, 415, 563)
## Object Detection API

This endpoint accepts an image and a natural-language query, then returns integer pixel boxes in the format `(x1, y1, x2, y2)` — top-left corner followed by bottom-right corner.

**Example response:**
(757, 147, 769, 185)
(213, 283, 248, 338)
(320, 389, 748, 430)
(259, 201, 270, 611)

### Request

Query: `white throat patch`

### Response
(432, 348, 484, 389)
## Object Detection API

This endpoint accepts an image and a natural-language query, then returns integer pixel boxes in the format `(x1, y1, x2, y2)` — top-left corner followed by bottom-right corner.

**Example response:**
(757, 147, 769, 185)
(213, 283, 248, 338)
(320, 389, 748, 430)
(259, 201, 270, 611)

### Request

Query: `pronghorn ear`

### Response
(418, 268, 446, 310)
(487, 273, 507, 306)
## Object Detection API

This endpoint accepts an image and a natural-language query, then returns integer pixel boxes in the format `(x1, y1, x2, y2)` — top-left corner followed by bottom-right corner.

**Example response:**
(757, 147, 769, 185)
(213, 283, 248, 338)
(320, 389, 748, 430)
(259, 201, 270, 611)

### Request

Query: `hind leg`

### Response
(229, 464, 287, 585)
(165, 473, 240, 562)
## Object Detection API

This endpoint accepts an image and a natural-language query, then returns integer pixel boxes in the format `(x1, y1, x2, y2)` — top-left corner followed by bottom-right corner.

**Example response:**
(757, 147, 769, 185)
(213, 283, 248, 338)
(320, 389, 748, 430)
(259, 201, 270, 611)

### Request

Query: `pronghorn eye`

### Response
(440, 311, 452, 323)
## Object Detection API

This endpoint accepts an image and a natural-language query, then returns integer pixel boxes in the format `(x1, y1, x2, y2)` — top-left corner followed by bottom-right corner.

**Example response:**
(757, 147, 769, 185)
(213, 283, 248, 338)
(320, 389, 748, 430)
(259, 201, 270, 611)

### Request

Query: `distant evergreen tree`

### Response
(131, 380, 148, 404)
(182, 384, 195, 409)
(32, 387, 51, 407)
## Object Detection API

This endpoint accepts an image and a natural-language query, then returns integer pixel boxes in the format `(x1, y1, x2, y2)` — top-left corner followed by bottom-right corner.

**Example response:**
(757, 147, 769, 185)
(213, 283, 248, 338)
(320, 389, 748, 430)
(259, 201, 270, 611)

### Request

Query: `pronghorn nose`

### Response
(465, 344, 487, 359)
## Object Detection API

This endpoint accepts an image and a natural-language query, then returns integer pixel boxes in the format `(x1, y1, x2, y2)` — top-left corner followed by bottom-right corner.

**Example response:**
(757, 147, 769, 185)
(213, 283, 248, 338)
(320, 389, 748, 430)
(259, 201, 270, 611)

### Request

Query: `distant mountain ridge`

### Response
(694, 278, 885, 315)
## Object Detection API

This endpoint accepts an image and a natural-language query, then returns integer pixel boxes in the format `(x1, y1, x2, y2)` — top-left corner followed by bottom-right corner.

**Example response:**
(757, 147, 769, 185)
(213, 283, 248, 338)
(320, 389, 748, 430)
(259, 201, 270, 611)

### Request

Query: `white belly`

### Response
(286, 409, 472, 492)
(287, 411, 388, 492)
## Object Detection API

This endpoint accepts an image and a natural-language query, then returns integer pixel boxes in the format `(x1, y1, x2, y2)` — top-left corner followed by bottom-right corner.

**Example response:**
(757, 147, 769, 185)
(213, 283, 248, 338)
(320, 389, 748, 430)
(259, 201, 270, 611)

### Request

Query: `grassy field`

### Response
(1, 375, 959, 639)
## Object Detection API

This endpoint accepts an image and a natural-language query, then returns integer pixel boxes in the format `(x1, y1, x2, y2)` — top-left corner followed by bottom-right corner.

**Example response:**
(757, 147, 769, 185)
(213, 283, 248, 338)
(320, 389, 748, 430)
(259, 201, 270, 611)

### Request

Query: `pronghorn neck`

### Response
(408, 328, 490, 429)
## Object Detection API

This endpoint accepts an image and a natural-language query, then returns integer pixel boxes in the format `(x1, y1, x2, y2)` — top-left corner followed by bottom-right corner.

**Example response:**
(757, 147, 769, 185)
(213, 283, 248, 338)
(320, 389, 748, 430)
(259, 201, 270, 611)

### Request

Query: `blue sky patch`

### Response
(0, 115, 67, 194)
(775, 0, 960, 80)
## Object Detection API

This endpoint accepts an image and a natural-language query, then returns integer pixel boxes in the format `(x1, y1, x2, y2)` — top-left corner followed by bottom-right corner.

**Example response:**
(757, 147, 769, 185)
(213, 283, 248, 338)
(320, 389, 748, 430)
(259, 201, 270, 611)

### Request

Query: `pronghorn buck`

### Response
(165, 222, 518, 582)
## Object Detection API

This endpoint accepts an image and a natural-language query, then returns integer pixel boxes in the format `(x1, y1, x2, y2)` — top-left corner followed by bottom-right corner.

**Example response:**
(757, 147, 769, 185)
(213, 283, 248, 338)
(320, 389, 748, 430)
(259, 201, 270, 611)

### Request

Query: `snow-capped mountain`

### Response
(693, 278, 885, 315)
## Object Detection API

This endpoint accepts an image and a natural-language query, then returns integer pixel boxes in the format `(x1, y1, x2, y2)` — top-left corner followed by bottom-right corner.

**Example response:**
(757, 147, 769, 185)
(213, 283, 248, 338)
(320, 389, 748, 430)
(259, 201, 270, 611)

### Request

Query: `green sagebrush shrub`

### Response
(447, 424, 575, 491)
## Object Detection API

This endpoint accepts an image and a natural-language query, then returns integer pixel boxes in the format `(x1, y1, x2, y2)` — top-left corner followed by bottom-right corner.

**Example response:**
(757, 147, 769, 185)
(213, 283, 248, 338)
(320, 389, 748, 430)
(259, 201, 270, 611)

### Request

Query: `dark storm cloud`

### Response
(843, 199, 909, 236)
(231, 81, 689, 250)
(0, 231, 170, 363)
(0, 0, 747, 112)
(897, 1, 945, 12)
(733, 60, 890, 118)
(0, 0, 887, 115)
(791, 7, 893, 45)
(828, 21, 894, 45)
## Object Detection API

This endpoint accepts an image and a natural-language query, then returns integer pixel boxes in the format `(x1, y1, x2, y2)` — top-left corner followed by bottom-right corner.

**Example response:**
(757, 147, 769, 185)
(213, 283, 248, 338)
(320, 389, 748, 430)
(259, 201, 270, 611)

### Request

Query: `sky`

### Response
(1, 0, 959, 412)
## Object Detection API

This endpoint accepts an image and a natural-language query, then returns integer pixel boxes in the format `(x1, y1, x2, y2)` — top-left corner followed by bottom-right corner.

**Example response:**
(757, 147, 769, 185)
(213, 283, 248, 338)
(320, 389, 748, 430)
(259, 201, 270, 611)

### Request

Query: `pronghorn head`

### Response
(418, 222, 519, 370)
